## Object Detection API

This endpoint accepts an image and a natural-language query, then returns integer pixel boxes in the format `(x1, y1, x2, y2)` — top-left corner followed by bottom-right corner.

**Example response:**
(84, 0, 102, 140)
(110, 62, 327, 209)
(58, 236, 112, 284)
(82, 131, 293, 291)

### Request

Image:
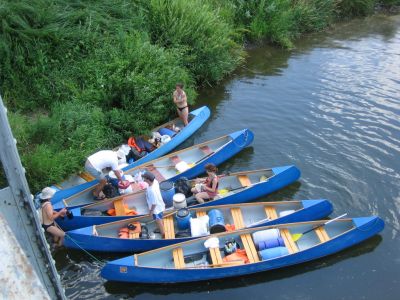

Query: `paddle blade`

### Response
(218, 189, 229, 195)
(292, 233, 303, 242)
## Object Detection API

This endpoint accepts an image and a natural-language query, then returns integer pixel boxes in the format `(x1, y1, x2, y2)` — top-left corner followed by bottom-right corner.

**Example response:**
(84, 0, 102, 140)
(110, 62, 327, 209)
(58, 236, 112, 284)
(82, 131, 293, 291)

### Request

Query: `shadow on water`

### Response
(102, 235, 382, 298)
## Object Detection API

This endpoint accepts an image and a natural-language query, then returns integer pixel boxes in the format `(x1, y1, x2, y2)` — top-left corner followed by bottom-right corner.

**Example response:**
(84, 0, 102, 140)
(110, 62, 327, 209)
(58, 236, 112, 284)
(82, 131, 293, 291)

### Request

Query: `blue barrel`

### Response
(258, 237, 285, 251)
(175, 208, 191, 230)
(158, 127, 176, 137)
(208, 209, 226, 234)
(160, 181, 175, 208)
(259, 246, 289, 260)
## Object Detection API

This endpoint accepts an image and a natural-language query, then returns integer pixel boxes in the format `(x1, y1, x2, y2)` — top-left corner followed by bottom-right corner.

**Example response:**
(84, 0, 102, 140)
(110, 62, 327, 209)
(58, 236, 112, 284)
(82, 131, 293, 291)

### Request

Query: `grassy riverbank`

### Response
(1, 0, 398, 190)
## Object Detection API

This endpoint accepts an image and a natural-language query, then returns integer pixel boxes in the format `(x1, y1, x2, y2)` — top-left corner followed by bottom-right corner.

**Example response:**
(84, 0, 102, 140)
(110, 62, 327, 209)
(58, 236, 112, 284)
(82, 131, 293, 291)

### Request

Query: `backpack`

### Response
(174, 177, 193, 198)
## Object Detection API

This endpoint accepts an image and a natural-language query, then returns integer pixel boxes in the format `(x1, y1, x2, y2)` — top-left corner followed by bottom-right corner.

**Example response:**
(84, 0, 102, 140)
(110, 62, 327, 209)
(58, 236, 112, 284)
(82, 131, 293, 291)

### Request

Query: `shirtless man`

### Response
(40, 187, 67, 247)
(173, 83, 189, 126)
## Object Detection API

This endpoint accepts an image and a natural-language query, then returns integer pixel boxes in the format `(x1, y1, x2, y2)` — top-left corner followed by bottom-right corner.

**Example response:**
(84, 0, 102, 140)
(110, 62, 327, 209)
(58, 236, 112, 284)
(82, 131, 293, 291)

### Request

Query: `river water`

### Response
(59, 14, 400, 299)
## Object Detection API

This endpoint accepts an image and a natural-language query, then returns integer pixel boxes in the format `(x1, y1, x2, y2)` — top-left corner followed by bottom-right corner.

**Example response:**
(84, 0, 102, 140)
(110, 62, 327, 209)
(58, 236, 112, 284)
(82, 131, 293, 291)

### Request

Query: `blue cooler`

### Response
(158, 127, 176, 137)
(208, 209, 226, 234)
(160, 181, 175, 207)
(259, 247, 289, 260)
(175, 208, 191, 230)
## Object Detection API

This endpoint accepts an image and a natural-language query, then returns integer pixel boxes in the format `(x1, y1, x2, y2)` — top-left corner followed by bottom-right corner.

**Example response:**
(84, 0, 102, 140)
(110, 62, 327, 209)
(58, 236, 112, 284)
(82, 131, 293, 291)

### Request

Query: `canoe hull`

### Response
(100, 216, 384, 283)
(64, 199, 333, 252)
(56, 164, 299, 231)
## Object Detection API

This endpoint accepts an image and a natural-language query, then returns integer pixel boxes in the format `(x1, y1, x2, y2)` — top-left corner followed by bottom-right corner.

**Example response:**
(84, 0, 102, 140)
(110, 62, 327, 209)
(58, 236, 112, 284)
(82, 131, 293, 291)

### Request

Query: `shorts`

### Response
(152, 212, 163, 220)
(85, 160, 106, 180)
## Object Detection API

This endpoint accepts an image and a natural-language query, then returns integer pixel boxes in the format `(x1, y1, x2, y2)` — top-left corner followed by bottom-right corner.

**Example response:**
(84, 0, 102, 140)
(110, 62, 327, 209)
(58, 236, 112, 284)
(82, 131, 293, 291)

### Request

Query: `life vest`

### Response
(128, 136, 145, 153)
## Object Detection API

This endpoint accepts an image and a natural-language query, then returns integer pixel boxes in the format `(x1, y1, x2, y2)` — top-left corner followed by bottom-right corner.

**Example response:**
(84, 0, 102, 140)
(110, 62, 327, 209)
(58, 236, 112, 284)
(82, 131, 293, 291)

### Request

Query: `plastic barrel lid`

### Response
(160, 181, 174, 190)
(177, 208, 189, 218)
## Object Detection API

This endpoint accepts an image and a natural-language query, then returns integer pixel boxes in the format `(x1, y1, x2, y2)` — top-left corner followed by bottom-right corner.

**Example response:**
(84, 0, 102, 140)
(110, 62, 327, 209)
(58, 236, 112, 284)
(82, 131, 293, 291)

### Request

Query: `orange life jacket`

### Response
(128, 136, 144, 153)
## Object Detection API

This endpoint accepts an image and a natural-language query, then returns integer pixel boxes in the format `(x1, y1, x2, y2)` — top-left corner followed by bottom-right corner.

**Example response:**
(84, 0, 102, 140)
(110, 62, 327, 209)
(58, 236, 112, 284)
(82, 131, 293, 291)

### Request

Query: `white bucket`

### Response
(279, 210, 295, 217)
(252, 229, 281, 245)
(173, 193, 187, 209)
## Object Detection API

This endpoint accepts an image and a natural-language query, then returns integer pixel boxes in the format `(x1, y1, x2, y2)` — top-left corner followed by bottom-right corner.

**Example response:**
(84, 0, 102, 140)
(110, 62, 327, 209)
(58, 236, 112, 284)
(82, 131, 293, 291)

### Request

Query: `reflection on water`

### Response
(59, 14, 400, 299)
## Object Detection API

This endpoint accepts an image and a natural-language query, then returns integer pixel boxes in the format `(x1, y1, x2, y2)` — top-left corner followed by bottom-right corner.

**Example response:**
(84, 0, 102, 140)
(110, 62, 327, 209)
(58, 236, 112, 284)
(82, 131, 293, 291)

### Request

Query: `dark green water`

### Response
(59, 14, 400, 299)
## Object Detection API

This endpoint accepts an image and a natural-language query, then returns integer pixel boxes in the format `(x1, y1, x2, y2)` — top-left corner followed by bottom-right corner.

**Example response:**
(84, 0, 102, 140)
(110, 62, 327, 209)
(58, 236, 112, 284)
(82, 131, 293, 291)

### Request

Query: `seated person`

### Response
(191, 163, 219, 204)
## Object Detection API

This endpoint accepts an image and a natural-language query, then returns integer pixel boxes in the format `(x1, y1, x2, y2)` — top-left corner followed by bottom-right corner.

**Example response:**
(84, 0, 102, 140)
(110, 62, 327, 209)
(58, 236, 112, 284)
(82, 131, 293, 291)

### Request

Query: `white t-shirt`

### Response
(87, 150, 119, 171)
(145, 179, 165, 215)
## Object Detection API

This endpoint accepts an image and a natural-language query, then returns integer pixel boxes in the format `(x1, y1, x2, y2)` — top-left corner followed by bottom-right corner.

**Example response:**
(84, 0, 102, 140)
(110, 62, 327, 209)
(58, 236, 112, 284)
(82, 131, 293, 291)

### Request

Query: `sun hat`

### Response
(39, 187, 56, 200)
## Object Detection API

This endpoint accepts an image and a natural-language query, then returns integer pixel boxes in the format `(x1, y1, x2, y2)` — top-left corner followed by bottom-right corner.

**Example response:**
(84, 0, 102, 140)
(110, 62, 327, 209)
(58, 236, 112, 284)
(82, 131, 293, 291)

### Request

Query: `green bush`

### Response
(336, 0, 376, 18)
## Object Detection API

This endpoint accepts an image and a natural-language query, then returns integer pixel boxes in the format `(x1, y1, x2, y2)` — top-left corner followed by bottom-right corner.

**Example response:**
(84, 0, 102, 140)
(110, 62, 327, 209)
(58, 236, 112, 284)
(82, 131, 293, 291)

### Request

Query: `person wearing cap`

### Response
(85, 150, 124, 200)
(142, 171, 166, 238)
(40, 187, 67, 247)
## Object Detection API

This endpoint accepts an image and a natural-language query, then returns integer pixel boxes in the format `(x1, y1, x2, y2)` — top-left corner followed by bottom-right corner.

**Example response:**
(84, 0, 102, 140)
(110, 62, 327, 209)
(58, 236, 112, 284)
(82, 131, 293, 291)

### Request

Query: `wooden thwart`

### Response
(173, 248, 185, 269)
(238, 175, 252, 187)
(163, 215, 175, 239)
(147, 165, 165, 182)
(240, 234, 260, 263)
(113, 199, 125, 216)
(264, 206, 278, 220)
(280, 228, 299, 254)
(79, 172, 95, 182)
(196, 210, 206, 218)
(209, 247, 223, 265)
(199, 145, 213, 155)
(315, 227, 330, 242)
(231, 208, 245, 229)
(129, 230, 140, 239)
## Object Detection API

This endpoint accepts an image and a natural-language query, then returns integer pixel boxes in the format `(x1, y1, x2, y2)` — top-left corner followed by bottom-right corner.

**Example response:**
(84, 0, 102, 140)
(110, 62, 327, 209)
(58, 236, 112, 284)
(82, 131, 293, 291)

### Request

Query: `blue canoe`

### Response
(51, 106, 210, 198)
(53, 129, 254, 210)
(64, 199, 333, 252)
(56, 166, 300, 231)
(101, 216, 384, 283)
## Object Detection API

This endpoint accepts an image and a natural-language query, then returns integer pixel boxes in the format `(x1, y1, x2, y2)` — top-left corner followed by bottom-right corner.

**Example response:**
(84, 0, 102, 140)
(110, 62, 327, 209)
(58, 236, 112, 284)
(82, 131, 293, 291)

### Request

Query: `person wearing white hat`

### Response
(84, 150, 125, 200)
(40, 187, 67, 247)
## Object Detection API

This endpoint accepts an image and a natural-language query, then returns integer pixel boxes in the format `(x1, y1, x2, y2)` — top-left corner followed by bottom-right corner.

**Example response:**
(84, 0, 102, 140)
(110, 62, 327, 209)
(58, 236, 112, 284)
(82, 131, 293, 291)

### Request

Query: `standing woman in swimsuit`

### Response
(40, 187, 67, 247)
(173, 83, 189, 126)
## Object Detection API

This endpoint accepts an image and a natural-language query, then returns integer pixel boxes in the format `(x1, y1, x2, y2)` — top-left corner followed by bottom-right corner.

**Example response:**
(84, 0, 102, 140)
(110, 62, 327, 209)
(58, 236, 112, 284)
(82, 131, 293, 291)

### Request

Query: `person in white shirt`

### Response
(142, 171, 166, 238)
(84, 150, 124, 200)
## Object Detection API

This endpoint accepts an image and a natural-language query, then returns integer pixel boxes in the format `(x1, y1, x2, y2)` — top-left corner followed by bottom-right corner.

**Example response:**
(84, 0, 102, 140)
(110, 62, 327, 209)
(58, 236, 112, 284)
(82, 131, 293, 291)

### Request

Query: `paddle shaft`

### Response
(145, 210, 176, 225)
(301, 213, 348, 236)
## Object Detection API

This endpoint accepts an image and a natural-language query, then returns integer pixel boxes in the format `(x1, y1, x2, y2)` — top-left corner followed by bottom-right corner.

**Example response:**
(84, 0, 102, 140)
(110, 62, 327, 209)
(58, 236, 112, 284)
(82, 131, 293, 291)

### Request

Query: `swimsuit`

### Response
(42, 222, 55, 232)
(204, 176, 219, 198)
(177, 106, 188, 112)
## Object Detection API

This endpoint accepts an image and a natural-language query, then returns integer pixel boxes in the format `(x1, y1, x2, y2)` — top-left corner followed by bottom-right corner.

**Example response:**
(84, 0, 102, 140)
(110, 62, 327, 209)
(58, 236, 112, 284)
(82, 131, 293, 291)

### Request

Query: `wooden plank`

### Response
(147, 165, 165, 182)
(280, 229, 299, 254)
(129, 230, 140, 239)
(113, 199, 125, 216)
(231, 208, 245, 229)
(315, 227, 330, 242)
(240, 234, 260, 263)
(209, 247, 223, 265)
(79, 171, 95, 182)
(173, 248, 185, 269)
(264, 206, 278, 220)
(196, 211, 206, 218)
(170, 155, 181, 165)
(163, 216, 175, 239)
(199, 145, 213, 155)
(238, 175, 252, 187)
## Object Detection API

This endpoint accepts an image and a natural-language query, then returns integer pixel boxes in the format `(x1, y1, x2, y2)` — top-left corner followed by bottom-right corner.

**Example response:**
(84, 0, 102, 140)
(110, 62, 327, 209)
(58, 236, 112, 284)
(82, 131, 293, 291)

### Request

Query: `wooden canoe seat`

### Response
(146, 165, 165, 182)
(209, 247, 223, 265)
(170, 155, 181, 165)
(129, 230, 140, 239)
(280, 228, 299, 254)
(199, 145, 213, 155)
(79, 172, 95, 182)
(163, 215, 175, 239)
(315, 227, 330, 242)
(173, 248, 185, 269)
(231, 207, 245, 229)
(238, 175, 252, 187)
(113, 199, 126, 216)
(196, 210, 206, 218)
(264, 206, 278, 220)
(240, 234, 260, 263)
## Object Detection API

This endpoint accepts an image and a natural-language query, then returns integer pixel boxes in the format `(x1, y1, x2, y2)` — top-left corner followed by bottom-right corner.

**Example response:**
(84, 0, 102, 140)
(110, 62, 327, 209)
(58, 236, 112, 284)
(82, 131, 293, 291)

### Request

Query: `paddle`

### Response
(292, 213, 348, 242)
(194, 141, 231, 165)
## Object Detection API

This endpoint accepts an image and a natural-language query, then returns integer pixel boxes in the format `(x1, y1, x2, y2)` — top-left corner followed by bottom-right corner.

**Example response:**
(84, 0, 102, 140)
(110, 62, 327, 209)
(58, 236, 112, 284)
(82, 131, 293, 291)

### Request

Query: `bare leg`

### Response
(195, 192, 210, 204)
(181, 107, 189, 126)
(93, 178, 107, 198)
(47, 226, 66, 246)
(156, 219, 165, 238)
